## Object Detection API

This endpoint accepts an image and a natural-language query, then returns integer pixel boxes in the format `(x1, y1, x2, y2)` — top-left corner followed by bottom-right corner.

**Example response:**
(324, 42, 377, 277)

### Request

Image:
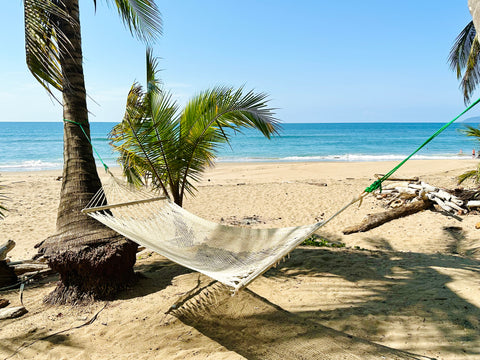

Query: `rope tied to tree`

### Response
(364, 96, 480, 193)
(63, 119, 109, 172)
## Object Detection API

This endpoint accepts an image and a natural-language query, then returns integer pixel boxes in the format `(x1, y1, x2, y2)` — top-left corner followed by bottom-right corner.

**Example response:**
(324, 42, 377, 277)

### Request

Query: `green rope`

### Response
(365, 96, 480, 193)
(63, 119, 109, 172)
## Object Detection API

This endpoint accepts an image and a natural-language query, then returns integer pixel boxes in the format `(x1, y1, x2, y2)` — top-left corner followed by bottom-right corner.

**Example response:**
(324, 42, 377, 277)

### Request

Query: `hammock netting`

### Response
(83, 174, 325, 292)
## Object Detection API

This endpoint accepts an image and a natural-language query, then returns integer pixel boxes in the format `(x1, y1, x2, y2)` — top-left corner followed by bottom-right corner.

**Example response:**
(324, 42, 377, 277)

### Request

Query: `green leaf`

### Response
(107, 0, 162, 44)
(24, 0, 76, 99)
(448, 22, 480, 104)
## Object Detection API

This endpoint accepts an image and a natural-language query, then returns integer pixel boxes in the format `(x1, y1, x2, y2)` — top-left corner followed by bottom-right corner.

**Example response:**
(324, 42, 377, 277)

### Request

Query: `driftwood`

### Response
(343, 180, 477, 234)
(343, 198, 432, 234)
(0, 240, 15, 261)
(374, 174, 419, 182)
(374, 181, 469, 214)
(468, 200, 480, 208)
(11, 262, 50, 276)
(0, 299, 9, 308)
(0, 306, 28, 320)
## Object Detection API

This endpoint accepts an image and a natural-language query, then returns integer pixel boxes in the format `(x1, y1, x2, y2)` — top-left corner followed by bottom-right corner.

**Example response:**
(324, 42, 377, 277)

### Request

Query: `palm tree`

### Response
(110, 51, 280, 206)
(24, 0, 161, 304)
(448, 21, 480, 104)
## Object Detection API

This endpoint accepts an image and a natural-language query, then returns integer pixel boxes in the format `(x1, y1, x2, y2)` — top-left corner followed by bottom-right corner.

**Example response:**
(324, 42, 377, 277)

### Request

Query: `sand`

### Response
(0, 160, 479, 359)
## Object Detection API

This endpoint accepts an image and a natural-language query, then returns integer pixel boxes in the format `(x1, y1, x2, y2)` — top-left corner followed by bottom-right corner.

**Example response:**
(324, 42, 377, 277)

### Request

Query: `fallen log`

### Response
(12, 263, 50, 276)
(444, 200, 466, 213)
(0, 306, 28, 320)
(467, 200, 480, 208)
(428, 194, 452, 213)
(374, 174, 419, 182)
(21, 269, 54, 278)
(343, 198, 432, 234)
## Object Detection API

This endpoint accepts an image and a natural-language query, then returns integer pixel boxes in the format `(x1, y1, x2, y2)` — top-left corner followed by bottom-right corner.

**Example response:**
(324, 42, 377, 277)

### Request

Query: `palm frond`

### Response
(146, 47, 162, 93)
(458, 165, 480, 184)
(448, 22, 480, 104)
(448, 21, 477, 77)
(178, 86, 280, 201)
(459, 35, 480, 104)
(24, 0, 76, 99)
(105, 0, 162, 44)
(460, 125, 480, 139)
(110, 81, 179, 197)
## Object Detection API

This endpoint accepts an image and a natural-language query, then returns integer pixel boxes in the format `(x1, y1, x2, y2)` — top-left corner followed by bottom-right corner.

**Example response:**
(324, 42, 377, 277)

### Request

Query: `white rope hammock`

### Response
(83, 173, 363, 293)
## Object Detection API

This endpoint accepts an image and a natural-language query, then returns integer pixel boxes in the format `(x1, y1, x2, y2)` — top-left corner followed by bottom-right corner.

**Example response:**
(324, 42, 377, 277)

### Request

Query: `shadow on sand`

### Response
(118, 255, 194, 300)
(171, 284, 432, 360)
(166, 227, 480, 360)
(261, 234, 480, 358)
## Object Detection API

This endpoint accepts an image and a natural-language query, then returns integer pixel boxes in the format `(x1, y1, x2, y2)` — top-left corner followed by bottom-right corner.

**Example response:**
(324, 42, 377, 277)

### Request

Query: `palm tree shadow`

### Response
(442, 225, 480, 259)
(171, 284, 430, 360)
(118, 254, 193, 300)
(0, 329, 81, 359)
(264, 241, 480, 357)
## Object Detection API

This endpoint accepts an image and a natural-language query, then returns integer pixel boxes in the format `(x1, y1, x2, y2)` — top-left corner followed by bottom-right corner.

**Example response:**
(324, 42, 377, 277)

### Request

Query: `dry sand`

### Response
(0, 160, 479, 359)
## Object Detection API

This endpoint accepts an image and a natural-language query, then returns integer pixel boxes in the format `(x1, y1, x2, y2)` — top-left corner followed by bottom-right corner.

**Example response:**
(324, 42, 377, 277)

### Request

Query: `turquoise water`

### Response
(0, 122, 479, 171)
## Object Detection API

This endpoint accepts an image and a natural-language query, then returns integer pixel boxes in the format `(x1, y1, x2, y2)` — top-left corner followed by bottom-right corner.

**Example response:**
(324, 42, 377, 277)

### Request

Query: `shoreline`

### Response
(0, 155, 478, 173)
(1, 157, 478, 175)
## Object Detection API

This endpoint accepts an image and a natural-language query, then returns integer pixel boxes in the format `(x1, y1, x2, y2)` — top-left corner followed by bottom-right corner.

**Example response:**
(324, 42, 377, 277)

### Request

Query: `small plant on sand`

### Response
(110, 50, 281, 206)
(458, 125, 480, 185)
(302, 234, 345, 248)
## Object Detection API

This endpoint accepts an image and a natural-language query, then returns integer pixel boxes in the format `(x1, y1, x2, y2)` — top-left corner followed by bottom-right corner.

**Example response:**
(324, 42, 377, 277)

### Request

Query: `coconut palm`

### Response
(24, 0, 161, 304)
(110, 51, 280, 206)
(448, 21, 480, 104)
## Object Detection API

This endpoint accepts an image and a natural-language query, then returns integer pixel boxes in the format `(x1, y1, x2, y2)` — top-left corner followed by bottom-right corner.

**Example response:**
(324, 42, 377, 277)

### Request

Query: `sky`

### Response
(1, 1, 479, 123)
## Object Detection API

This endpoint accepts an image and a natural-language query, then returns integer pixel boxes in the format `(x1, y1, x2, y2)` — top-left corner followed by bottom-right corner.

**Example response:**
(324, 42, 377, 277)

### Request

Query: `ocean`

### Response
(0, 122, 479, 172)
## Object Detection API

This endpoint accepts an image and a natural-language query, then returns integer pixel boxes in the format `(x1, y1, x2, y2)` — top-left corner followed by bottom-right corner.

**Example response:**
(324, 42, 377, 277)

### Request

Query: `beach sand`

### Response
(0, 160, 479, 359)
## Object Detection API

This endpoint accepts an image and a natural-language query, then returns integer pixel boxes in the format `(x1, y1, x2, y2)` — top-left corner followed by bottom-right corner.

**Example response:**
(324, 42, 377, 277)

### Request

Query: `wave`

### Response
(0, 160, 62, 171)
(0, 153, 472, 172)
(218, 153, 472, 163)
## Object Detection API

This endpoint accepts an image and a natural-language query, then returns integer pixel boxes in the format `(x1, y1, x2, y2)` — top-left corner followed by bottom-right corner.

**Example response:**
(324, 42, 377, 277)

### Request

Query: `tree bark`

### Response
(36, 0, 138, 304)
(469, 0, 480, 34)
(343, 198, 432, 235)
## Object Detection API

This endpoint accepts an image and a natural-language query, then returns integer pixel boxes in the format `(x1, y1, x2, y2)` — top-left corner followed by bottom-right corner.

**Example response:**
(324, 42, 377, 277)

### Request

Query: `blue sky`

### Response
(1, 1, 478, 123)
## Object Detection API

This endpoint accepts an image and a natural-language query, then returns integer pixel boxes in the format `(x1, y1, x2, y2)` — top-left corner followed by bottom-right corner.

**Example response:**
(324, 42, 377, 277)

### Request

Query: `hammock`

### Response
(82, 173, 331, 293)
(79, 96, 480, 293)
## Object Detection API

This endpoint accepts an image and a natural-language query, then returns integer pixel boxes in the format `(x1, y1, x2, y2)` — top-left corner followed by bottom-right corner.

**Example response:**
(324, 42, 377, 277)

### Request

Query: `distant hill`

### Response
(461, 116, 480, 124)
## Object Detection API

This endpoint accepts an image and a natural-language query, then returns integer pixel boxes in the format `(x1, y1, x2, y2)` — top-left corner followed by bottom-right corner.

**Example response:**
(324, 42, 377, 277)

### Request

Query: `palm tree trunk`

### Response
(36, 0, 138, 304)
(470, 0, 480, 33)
